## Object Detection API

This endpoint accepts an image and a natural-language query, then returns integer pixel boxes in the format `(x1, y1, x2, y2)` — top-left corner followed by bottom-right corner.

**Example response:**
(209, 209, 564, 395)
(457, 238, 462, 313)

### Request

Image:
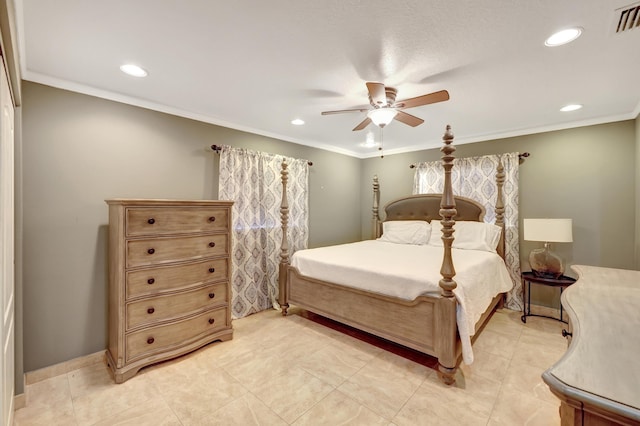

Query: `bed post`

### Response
(495, 159, 506, 259)
(372, 175, 382, 238)
(278, 159, 290, 316)
(436, 125, 459, 385)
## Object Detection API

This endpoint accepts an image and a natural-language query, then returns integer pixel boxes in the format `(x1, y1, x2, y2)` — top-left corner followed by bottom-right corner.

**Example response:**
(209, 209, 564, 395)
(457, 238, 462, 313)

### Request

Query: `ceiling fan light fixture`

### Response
(368, 108, 397, 128)
(545, 27, 583, 47)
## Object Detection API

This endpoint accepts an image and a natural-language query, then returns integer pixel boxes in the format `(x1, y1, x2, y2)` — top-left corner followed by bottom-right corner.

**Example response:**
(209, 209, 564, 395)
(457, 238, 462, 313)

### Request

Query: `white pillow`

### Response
(428, 220, 502, 252)
(378, 220, 431, 245)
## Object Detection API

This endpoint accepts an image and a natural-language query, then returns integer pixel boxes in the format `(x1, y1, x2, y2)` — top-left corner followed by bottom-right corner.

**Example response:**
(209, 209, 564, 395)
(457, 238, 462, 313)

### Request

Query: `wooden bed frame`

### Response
(277, 125, 507, 385)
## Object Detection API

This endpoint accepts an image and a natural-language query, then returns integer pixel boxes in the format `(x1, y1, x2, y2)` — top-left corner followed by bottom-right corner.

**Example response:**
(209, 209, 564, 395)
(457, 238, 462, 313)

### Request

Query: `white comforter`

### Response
(291, 240, 514, 364)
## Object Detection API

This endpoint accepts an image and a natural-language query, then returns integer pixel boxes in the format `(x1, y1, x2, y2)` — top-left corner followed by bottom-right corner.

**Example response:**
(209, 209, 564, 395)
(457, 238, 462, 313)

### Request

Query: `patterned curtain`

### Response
(413, 153, 522, 310)
(218, 146, 309, 319)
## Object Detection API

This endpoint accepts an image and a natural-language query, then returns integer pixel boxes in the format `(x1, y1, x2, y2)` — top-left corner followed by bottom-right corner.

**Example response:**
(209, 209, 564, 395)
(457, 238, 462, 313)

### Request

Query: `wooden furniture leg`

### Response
(278, 159, 290, 316)
(437, 124, 459, 385)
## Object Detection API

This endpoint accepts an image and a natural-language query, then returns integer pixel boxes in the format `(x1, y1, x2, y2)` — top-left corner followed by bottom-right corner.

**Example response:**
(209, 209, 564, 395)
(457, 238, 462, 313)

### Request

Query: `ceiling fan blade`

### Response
(366, 82, 387, 106)
(352, 117, 372, 131)
(395, 90, 450, 109)
(394, 111, 424, 127)
(321, 108, 369, 115)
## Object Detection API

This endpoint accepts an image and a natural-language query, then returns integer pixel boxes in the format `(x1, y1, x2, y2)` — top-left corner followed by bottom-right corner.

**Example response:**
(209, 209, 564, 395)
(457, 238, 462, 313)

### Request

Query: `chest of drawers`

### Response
(542, 265, 640, 425)
(105, 199, 234, 383)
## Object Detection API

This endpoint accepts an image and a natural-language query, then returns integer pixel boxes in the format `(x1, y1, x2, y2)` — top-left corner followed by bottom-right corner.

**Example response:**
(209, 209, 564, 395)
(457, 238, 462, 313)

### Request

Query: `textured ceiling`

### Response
(15, 0, 640, 157)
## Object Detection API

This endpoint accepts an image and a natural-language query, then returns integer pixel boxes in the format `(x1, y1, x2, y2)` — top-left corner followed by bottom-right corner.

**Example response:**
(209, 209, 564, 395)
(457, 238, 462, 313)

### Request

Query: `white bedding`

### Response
(291, 240, 514, 364)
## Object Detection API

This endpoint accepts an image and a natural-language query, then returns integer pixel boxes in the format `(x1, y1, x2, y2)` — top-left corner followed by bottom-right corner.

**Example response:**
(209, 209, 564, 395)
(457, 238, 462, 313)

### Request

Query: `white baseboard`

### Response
(24, 351, 106, 386)
(531, 304, 562, 319)
(13, 392, 25, 410)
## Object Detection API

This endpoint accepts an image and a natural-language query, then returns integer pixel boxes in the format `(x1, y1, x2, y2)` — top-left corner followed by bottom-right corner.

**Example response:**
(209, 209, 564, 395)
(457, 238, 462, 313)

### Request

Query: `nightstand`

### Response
(521, 271, 576, 324)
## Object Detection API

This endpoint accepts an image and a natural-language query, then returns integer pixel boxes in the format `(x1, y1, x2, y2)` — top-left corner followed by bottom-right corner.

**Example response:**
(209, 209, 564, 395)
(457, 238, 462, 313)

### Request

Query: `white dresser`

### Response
(542, 265, 640, 425)
(105, 199, 233, 383)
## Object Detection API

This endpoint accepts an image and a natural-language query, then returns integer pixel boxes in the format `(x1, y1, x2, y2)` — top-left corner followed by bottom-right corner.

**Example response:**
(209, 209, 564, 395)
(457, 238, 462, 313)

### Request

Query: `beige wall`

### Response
(19, 81, 639, 373)
(361, 121, 637, 306)
(21, 82, 361, 372)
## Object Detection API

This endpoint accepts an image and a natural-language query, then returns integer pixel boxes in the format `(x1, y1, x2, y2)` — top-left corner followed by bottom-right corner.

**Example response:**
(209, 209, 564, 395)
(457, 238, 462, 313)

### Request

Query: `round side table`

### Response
(521, 271, 576, 324)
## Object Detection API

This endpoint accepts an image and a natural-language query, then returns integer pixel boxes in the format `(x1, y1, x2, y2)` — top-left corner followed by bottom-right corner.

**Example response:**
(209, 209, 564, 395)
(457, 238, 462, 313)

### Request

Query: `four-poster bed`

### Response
(277, 125, 512, 385)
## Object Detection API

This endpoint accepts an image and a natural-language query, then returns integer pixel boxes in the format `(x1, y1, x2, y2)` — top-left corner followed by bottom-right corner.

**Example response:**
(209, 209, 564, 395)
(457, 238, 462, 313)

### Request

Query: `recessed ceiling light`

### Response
(291, 119, 305, 125)
(560, 104, 583, 112)
(120, 64, 148, 77)
(545, 27, 583, 47)
(360, 131, 377, 148)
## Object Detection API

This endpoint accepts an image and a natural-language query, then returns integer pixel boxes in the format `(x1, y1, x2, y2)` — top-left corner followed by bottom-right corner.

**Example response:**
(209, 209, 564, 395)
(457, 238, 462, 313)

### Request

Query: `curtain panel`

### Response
(412, 153, 522, 310)
(218, 146, 309, 318)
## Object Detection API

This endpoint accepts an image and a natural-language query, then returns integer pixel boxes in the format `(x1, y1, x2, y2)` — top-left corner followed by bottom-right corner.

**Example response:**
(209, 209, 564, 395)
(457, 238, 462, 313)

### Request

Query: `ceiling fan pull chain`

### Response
(379, 127, 384, 159)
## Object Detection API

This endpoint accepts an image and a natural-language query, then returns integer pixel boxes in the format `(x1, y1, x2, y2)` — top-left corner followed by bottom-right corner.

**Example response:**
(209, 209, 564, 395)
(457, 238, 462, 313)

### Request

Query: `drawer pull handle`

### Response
(209, 292, 215, 299)
(147, 218, 155, 224)
(147, 278, 155, 285)
(147, 337, 155, 344)
(147, 248, 155, 255)
(562, 329, 572, 338)
(209, 267, 215, 273)
(147, 307, 155, 314)
(208, 216, 216, 222)
(208, 242, 216, 248)
(208, 318, 215, 324)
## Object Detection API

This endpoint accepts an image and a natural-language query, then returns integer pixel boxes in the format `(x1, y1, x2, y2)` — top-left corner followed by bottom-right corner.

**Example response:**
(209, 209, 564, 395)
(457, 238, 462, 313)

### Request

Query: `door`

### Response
(0, 58, 15, 426)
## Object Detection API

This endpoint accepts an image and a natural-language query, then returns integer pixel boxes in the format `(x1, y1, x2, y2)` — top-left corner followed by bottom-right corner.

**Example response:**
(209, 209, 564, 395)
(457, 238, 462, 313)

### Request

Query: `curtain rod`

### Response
(409, 152, 530, 168)
(210, 144, 313, 166)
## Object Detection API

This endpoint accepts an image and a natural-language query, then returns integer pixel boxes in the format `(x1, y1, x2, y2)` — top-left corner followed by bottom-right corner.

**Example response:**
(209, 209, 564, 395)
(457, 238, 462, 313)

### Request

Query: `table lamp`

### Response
(523, 218, 573, 279)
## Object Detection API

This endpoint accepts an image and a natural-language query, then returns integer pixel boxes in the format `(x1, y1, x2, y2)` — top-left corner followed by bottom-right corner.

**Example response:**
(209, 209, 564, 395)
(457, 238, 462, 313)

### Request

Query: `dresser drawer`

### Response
(126, 258, 228, 299)
(126, 234, 228, 268)
(126, 283, 227, 330)
(126, 307, 229, 362)
(126, 207, 229, 237)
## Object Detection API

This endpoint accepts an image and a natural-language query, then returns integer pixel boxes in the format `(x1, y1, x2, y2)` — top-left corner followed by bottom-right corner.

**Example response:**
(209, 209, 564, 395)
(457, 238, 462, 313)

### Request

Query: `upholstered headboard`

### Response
(383, 194, 486, 223)
(373, 193, 504, 259)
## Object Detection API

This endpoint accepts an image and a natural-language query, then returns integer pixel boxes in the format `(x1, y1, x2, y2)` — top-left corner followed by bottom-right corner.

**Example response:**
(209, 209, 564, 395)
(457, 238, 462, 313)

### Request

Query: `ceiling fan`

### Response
(321, 82, 450, 131)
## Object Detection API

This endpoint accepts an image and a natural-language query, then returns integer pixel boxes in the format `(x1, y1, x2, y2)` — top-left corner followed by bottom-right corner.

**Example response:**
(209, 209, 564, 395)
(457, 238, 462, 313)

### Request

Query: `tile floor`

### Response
(14, 307, 568, 425)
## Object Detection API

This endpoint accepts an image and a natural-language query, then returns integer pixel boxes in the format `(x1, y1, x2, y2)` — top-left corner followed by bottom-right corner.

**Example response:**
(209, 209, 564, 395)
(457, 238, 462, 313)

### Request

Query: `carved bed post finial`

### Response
(439, 125, 458, 298)
(437, 124, 459, 386)
(278, 159, 290, 316)
(372, 175, 381, 239)
(495, 158, 506, 259)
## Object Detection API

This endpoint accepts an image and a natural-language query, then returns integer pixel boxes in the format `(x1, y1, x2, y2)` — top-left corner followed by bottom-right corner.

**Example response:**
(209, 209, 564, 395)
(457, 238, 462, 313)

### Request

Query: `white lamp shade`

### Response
(368, 108, 397, 127)
(523, 218, 573, 243)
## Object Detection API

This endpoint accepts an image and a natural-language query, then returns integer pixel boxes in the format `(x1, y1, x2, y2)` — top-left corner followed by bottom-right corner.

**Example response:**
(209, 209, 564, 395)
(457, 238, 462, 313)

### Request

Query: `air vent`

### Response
(614, 3, 640, 33)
